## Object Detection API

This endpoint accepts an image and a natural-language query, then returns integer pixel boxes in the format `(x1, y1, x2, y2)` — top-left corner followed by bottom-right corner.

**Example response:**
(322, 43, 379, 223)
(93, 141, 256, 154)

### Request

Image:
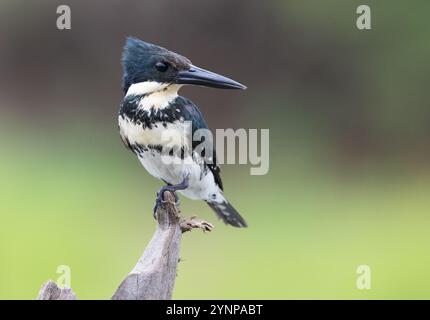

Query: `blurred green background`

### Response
(1, 0, 430, 299)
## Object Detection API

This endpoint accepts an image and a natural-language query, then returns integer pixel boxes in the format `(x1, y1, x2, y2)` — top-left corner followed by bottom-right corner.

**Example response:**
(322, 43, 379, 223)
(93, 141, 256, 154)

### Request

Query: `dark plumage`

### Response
(122, 37, 191, 94)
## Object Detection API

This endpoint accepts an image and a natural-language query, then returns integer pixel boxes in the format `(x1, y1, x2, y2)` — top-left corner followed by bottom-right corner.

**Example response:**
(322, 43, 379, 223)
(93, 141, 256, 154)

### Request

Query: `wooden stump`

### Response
(37, 191, 214, 300)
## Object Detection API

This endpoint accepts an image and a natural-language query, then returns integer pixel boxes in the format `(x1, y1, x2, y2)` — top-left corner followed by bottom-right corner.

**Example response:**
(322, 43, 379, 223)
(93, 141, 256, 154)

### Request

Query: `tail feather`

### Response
(206, 200, 247, 228)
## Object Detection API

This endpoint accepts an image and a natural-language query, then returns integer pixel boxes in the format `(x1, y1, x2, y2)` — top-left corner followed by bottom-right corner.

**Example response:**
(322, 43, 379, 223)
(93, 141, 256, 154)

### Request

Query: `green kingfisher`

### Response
(118, 37, 247, 228)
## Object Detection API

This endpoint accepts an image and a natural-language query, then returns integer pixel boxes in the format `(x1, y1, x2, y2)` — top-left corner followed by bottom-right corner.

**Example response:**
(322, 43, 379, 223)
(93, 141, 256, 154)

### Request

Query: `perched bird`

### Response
(118, 37, 247, 227)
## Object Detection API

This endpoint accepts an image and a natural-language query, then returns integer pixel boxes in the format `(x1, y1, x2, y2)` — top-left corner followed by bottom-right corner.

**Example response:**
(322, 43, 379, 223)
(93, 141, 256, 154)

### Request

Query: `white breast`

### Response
(118, 116, 191, 148)
(137, 149, 221, 202)
(119, 115, 222, 202)
(126, 82, 181, 110)
(119, 81, 222, 201)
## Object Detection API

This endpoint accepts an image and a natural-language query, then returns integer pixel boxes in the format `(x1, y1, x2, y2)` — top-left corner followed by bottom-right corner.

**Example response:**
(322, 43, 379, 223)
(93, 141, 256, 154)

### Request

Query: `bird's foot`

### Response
(180, 216, 215, 233)
(153, 173, 191, 219)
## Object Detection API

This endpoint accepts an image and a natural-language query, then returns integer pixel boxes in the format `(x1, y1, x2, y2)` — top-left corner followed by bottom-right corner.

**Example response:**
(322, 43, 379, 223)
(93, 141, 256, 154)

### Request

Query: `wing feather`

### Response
(178, 97, 224, 190)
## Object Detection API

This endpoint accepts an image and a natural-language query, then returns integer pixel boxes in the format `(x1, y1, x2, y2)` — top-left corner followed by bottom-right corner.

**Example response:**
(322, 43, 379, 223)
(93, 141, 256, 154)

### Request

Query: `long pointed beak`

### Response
(175, 65, 246, 90)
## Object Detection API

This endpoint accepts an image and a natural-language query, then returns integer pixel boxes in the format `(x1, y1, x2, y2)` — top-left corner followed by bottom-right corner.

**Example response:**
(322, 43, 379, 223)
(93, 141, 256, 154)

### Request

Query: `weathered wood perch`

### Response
(37, 280, 77, 300)
(37, 191, 214, 300)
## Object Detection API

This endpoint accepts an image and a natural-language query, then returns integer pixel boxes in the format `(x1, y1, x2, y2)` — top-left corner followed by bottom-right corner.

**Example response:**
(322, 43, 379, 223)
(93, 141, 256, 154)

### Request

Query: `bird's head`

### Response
(121, 37, 246, 95)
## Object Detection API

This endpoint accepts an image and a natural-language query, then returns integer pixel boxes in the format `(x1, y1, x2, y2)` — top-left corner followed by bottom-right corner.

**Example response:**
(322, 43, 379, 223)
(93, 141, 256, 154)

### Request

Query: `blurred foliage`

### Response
(1, 1, 430, 299)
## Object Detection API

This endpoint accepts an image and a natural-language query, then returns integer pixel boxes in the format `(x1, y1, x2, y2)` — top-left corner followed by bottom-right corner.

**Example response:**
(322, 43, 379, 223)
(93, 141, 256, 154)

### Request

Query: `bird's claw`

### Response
(152, 191, 179, 219)
(152, 174, 190, 219)
(180, 216, 215, 233)
(152, 195, 166, 219)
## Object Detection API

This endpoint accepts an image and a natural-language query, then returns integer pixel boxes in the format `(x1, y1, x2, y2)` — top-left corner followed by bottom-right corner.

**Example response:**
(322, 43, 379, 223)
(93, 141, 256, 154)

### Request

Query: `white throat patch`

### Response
(126, 81, 182, 110)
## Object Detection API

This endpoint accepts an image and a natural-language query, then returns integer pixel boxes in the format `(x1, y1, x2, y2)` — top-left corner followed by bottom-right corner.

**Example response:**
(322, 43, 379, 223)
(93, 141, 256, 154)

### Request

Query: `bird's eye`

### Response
(155, 61, 169, 72)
